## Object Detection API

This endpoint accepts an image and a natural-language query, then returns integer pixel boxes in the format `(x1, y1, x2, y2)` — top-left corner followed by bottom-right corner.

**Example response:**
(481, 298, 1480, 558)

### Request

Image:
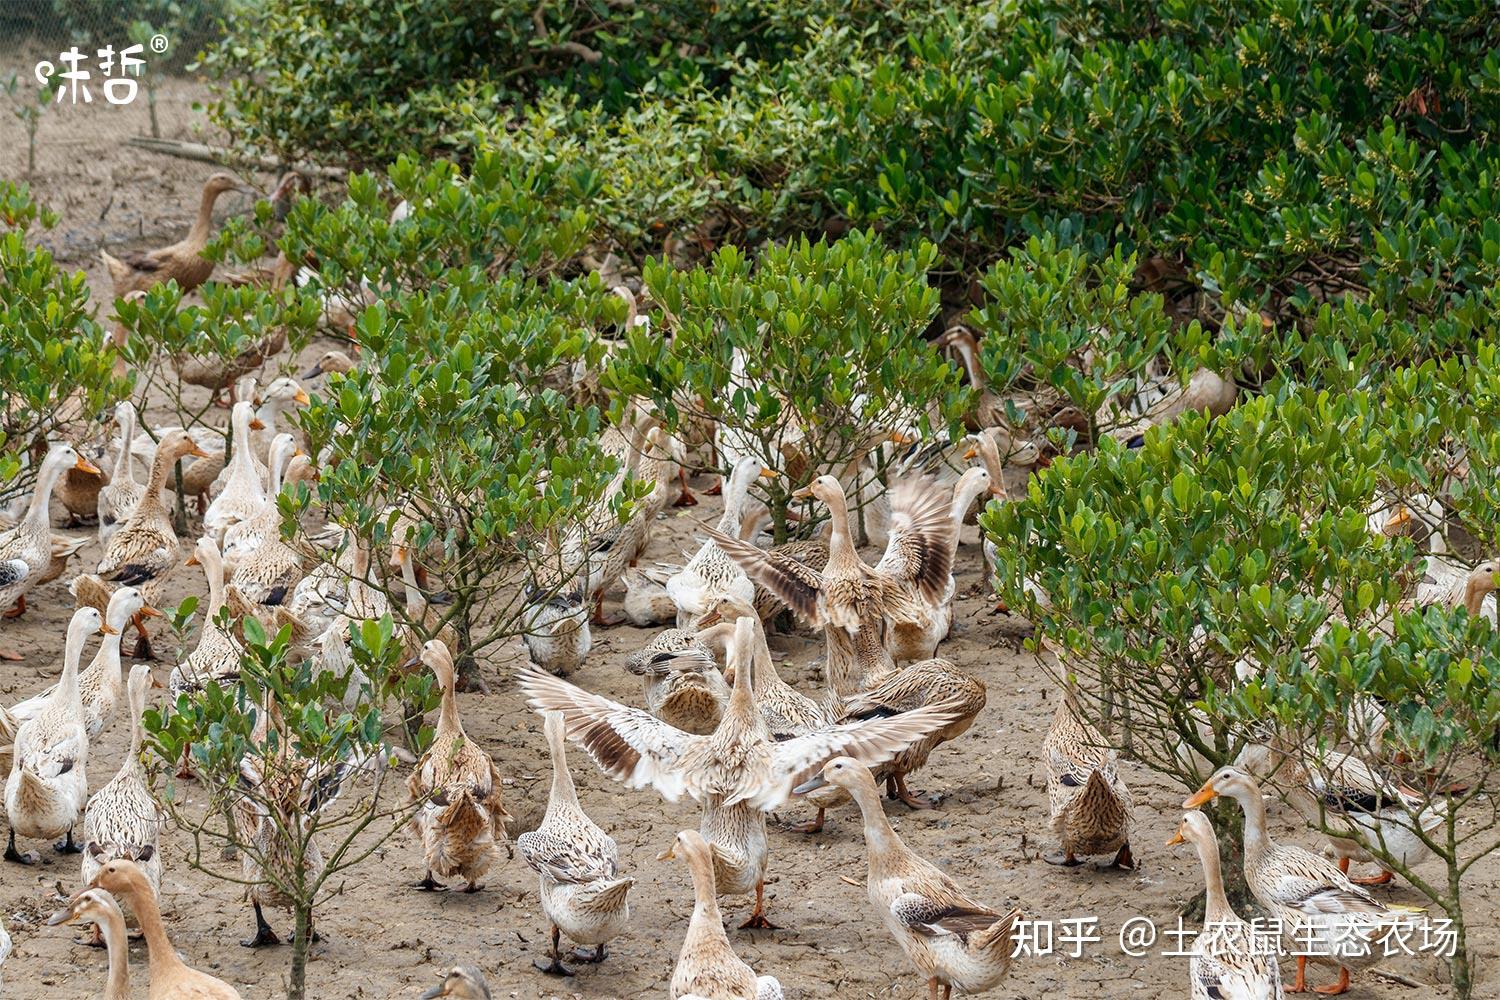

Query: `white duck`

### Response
(5, 606, 108, 863)
(665, 457, 776, 629)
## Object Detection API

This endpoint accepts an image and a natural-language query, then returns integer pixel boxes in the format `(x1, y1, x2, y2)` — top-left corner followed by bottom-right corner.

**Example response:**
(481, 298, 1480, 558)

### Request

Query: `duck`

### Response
(659, 829, 783, 1000)
(407, 639, 511, 892)
(1247, 740, 1444, 887)
(521, 615, 958, 928)
(1167, 810, 1284, 1000)
(702, 474, 955, 694)
(97, 403, 147, 544)
(797, 758, 1019, 1000)
(97, 430, 212, 658)
(57, 440, 111, 527)
(886, 467, 993, 663)
(418, 966, 493, 1000)
(168, 535, 240, 701)
(623, 626, 731, 735)
(301, 349, 358, 380)
(46, 888, 133, 999)
(100, 172, 255, 299)
(7, 583, 159, 738)
(665, 457, 777, 629)
(249, 376, 311, 464)
(0, 442, 100, 633)
(937, 325, 1036, 434)
(518, 711, 634, 976)
(203, 401, 267, 542)
(843, 656, 987, 812)
(236, 696, 328, 948)
(82, 663, 163, 932)
(4, 606, 108, 864)
(90, 858, 244, 998)
(733, 506, 830, 624)
(520, 587, 593, 677)
(570, 425, 680, 625)
(1187, 766, 1421, 996)
(221, 432, 299, 583)
(0, 914, 9, 986)
(1042, 683, 1135, 869)
(622, 567, 678, 627)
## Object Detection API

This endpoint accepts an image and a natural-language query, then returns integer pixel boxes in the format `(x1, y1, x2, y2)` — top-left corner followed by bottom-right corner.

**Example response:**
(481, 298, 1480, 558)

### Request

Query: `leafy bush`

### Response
(607, 230, 970, 537)
(0, 182, 124, 500)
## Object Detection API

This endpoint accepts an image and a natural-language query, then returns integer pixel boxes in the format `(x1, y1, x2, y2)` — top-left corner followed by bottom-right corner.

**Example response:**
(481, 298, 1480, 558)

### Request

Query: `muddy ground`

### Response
(0, 43, 1494, 1000)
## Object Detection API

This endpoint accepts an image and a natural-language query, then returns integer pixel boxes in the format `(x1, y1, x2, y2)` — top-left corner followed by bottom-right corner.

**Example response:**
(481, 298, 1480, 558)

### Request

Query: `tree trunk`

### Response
(288, 904, 311, 1000)
(1446, 855, 1471, 1000)
(1211, 798, 1254, 909)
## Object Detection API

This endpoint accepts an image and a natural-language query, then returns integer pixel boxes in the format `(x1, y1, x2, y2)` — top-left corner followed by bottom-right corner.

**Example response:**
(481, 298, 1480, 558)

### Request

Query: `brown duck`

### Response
(99, 172, 255, 299)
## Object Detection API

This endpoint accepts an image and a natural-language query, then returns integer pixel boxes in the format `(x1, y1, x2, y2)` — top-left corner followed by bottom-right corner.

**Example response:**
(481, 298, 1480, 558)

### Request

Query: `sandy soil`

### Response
(0, 43, 1494, 1000)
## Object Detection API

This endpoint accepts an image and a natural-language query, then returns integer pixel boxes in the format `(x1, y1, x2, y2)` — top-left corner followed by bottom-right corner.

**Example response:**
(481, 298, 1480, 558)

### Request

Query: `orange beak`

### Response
(139, 605, 163, 618)
(1165, 829, 1186, 847)
(249, 418, 267, 431)
(1183, 782, 1217, 809)
(962, 446, 979, 460)
(188, 445, 213, 459)
(184, 554, 200, 566)
(293, 389, 310, 406)
(1383, 507, 1413, 535)
(887, 431, 915, 445)
(74, 455, 102, 476)
(758, 467, 778, 480)
(792, 484, 814, 499)
(99, 623, 119, 635)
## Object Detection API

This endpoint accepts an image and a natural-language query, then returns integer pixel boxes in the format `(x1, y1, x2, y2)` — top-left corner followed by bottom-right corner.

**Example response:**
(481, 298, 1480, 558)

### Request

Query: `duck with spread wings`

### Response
(519, 616, 958, 930)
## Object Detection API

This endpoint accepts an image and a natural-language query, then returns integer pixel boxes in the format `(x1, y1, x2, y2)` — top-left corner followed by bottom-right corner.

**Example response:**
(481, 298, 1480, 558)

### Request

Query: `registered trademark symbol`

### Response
(151, 34, 169, 53)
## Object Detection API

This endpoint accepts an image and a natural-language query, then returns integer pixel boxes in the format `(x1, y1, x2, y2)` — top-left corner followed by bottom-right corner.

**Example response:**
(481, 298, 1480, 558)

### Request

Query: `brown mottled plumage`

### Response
(407, 640, 510, 892)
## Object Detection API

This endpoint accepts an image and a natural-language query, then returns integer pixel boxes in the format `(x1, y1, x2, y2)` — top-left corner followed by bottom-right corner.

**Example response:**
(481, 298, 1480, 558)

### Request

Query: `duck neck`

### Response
(1193, 833, 1234, 924)
(685, 848, 726, 929)
(545, 725, 580, 813)
(822, 485, 861, 573)
(1231, 788, 1271, 866)
(186, 182, 225, 248)
(142, 443, 183, 505)
(716, 464, 758, 534)
(132, 887, 188, 982)
(112, 409, 137, 483)
(1463, 575, 1491, 616)
(98, 910, 131, 1000)
(435, 664, 463, 738)
(93, 609, 126, 689)
(846, 776, 907, 870)
(948, 472, 989, 556)
(399, 550, 425, 617)
(950, 333, 985, 390)
(56, 618, 90, 710)
(203, 549, 226, 618)
(24, 454, 67, 529)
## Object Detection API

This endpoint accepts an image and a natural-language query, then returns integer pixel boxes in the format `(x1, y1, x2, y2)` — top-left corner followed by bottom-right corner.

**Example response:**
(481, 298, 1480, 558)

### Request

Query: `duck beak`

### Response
(758, 467, 778, 479)
(1183, 782, 1217, 808)
(74, 455, 102, 476)
(45, 900, 81, 926)
(418, 986, 446, 1000)
(293, 389, 311, 406)
(1383, 507, 1413, 535)
(962, 446, 979, 460)
(249, 418, 267, 431)
(793, 774, 827, 795)
(139, 605, 163, 618)
(656, 843, 677, 862)
(697, 609, 722, 628)
(1165, 830, 1186, 847)
(100, 623, 119, 635)
(400, 655, 422, 672)
(184, 554, 200, 566)
(887, 431, 915, 445)
(791, 484, 814, 499)
(302, 365, 324, 379)
(188, 445, 213, 459)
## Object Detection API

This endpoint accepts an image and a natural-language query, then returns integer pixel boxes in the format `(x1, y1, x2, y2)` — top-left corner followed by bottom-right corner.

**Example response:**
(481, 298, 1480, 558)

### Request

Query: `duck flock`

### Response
(0, 172, 1478, 1000)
